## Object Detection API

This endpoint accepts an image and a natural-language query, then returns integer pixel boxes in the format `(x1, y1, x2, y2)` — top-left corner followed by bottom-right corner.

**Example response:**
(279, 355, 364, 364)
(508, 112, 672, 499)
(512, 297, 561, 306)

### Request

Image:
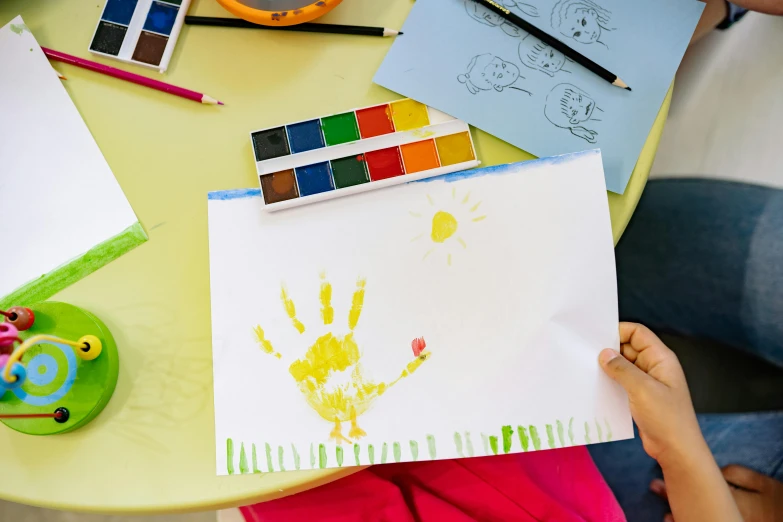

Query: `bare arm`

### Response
(729, 0, 783, 15)
(693, 0, 783, 43)
(599, 323, 742, 522)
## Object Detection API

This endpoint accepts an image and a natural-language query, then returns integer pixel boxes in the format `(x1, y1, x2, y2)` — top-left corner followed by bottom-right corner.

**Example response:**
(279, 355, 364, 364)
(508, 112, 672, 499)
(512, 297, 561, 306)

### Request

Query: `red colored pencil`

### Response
(41, 47, 223, 106)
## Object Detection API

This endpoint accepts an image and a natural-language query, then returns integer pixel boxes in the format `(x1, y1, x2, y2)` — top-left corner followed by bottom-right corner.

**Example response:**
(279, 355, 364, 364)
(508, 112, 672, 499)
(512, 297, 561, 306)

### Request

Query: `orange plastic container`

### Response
(215, 0, 343, 26)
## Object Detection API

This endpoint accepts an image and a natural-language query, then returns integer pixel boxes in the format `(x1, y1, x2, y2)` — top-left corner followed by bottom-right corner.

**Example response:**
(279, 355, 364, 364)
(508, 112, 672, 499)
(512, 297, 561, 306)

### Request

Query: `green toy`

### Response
(0, 302, 119, 435)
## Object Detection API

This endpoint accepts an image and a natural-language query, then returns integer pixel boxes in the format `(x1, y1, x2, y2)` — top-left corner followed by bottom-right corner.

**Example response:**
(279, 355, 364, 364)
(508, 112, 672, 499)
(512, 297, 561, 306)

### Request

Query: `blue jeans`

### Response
(589, 179, 783, 522)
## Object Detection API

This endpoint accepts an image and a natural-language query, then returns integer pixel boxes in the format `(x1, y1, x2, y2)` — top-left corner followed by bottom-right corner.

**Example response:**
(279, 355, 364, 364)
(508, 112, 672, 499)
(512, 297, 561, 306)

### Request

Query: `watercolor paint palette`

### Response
(89, 0, 190, 72)
(251, 99, 480, 211)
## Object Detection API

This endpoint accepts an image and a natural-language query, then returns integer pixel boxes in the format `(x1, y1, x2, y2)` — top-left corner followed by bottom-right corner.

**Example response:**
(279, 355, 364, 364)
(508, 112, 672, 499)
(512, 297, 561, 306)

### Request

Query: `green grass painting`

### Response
(223, 417, 616, 473)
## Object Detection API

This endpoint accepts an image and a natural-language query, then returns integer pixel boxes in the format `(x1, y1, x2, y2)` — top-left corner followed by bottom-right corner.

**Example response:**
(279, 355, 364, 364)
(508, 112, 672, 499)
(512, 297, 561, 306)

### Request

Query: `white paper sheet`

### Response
(208, 150, 632, 475)
(0, 16, 143, 305)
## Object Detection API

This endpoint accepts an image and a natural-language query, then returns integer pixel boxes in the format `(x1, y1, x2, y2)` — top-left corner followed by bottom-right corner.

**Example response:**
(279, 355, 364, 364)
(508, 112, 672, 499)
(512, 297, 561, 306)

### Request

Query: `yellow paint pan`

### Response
(216, 0, 343, 26)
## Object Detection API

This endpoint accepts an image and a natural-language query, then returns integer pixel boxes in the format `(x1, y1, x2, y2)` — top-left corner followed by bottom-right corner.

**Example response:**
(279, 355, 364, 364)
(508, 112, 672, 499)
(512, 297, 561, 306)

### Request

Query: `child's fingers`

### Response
(618, 322, 676, 375)
(722, 465, 767, 492)
(599, 348, 652, 392)
(649, 478, 668, 500)
(620, 342, 639, 362)
(619, 322, 662, 349)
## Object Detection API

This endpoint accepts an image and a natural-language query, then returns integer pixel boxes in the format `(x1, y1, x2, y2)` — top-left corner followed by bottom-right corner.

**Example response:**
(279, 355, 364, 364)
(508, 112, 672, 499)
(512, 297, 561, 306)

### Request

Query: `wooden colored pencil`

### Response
(41, 47, 223, 105)
(184, 16, 402, 37)
(470, 0, 630, 91)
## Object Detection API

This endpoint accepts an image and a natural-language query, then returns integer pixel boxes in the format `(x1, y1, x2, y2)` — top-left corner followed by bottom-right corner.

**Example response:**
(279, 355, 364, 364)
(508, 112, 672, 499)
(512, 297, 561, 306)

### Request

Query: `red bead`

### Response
(5, 307, 34, 330)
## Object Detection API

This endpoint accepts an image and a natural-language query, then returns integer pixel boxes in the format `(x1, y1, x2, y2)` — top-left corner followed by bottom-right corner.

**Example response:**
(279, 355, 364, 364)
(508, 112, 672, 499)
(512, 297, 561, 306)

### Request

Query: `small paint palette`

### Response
(251, 99, 480, 211)
(89, 0, 190, 72)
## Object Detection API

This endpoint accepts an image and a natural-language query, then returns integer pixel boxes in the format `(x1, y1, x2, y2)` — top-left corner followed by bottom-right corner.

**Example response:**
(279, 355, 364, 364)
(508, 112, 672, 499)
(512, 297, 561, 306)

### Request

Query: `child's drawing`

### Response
(254, 275, 432, 444)
(518, 34, 572, 77)
(550, 0, 613, 47)
(458, 54, 532, 96)
(464, 0, 539, 37)
(410, 189, 487, 266)
(544, 83, 602, 143)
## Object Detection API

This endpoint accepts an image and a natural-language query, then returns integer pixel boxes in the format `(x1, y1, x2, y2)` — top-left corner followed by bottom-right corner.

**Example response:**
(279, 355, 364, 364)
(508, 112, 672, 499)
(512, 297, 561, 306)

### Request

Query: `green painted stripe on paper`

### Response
(310, 443, 316, 469)
(278, 445, 286, 471)
(336, 446, 344, 467)
(393, 442, 401, 463)
(529, 426, 541, 451)
(481, 433, 489, 455)
(568, 418, 575, 446)
(517, 426, 529, 452)
(292, 444, 301, 470)
(226, 438, 235, 475)
(252, 444, 261, 473)
(0, 222, 147, 309)
(266, 442, 274, 472)
(381, 442, 388, 464)
(426, 434, 436, 459)
(557, 420, 565, 447)
(410, 440, 419, 461)
(319, 443, 327, 468)
(546, 424, 556, 449)
(584, 422, 592, 444)
(489, 435, 499, 455)
(368, 444, 376, 464)
(465, 432, 475, 457)
(596, 420, 604, 442)
(454, 432, 464, 457)
(501, 425, 514, 453)
(354, 444, 361, 466)
(239, 443, 249, 474)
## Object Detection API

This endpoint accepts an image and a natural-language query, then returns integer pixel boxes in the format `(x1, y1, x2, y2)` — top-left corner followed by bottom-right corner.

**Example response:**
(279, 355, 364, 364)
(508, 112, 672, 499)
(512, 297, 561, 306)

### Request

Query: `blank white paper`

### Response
(0, 16, 143, 304)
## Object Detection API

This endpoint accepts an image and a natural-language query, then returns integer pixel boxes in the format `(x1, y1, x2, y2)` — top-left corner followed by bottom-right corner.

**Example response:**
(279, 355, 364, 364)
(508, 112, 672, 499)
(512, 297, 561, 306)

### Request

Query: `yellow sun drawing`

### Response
(410, 187, 487, 266)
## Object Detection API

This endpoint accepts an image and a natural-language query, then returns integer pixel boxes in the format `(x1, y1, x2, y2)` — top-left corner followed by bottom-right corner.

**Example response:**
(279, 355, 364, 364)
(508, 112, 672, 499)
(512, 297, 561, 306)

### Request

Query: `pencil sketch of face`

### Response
(561, 86, 595, 123)
(551, 0, 612, 45)
(458, 54, 521, 94)
(464, 0, 522, 36)
(518, 34, 567, 77)
(544, 83, 600, 143)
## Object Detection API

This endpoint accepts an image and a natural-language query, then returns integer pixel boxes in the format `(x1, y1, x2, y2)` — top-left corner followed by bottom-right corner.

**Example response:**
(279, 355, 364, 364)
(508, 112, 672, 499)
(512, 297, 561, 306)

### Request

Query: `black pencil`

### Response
(471, 0, 630, 91)
(184, 16, 402, 38)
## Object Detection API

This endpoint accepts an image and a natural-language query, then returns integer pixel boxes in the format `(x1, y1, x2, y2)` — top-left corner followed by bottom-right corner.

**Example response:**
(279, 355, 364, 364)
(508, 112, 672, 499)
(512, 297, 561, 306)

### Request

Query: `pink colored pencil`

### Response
(42, 47, 223, 106)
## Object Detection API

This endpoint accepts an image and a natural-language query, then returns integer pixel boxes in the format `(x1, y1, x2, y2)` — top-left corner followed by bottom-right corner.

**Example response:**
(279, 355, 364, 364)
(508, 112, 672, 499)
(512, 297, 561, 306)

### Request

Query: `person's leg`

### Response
(590, 412, 783, 521)
(616, 179, 783, 368)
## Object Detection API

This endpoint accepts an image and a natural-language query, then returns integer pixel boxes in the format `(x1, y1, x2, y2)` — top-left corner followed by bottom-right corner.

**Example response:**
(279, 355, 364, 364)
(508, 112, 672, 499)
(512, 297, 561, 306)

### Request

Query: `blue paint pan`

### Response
(295, 162, 335, 196)
(286, 120, 326, 154)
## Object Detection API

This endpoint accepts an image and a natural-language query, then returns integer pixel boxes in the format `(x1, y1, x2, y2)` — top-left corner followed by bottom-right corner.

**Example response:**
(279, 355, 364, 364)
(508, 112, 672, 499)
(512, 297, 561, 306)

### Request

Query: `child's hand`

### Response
(598, 322, 705, 467)
(599, 323, 743, 522)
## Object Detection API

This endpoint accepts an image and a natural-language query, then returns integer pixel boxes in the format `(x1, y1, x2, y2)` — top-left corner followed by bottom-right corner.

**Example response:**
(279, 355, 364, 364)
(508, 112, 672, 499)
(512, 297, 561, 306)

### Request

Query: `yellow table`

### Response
(0, 0, 670, 514)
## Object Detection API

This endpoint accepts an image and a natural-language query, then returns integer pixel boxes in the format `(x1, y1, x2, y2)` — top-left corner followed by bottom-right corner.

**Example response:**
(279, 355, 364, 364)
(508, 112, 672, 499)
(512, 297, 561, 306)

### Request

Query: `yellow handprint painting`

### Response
(253, 274, 432, 444)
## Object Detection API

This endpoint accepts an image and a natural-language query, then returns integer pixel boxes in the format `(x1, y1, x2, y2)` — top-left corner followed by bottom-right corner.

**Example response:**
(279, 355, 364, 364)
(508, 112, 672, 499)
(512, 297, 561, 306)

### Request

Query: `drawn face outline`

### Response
(466, 1, 506, 27)
(482, 57, 520, 92)
(563, 6, 601, 43)
(562, 88, 595, 124)
(535, 45, 566, 72)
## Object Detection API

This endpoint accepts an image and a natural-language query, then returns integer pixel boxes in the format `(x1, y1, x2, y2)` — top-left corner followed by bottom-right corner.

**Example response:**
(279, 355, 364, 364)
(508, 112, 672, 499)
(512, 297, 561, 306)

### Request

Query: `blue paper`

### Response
(374, 0, 704, 194)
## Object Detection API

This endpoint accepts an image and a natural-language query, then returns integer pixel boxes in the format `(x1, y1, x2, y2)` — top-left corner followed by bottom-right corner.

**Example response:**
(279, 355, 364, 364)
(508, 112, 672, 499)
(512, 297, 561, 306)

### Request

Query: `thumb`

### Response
(599, 348, 650, 393)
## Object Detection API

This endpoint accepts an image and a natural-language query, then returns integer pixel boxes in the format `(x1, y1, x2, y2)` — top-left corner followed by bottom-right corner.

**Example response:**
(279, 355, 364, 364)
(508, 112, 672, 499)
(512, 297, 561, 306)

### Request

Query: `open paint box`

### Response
(215, 0, 343, 26)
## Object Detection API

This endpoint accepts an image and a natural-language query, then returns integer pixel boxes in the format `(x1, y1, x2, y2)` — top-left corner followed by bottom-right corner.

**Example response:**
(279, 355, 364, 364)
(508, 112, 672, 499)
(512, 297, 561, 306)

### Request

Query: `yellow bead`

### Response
(76, 335, 102, 361)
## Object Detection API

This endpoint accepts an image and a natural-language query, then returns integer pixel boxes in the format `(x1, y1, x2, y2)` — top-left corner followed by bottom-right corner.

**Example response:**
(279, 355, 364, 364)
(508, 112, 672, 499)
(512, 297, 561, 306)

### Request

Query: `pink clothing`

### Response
(240, 447, 625, 522)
